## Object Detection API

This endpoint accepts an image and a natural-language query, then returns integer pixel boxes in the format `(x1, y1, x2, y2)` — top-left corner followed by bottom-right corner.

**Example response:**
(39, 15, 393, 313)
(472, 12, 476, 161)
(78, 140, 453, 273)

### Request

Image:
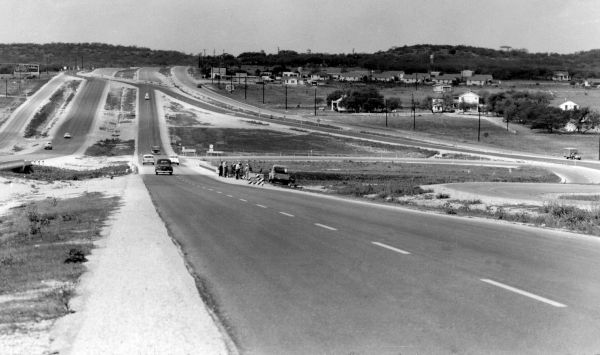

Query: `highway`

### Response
(142, 168, 600, 354)
(4, 68, 600, 353)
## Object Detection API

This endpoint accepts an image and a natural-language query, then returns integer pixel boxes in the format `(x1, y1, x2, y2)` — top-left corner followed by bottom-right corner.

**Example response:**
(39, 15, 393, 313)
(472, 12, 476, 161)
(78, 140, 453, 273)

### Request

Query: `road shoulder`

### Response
(50, 174, 229, 354)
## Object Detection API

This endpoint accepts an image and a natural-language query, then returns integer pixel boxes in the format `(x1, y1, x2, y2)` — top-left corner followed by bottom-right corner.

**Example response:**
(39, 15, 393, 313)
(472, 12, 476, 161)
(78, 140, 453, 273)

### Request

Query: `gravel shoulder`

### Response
(49, 173, 229, 355)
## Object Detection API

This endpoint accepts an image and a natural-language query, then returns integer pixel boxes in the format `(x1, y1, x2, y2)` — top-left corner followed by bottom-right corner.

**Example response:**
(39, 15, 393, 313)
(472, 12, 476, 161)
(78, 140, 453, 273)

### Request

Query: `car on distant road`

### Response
(142, 154, 154, 165)
(268, 165, 295, 185)
(63, 132, 71, 139)
(169, 155, 180, 165)
(145, 93, 150, 100)
(151, 146, 160, 154)
(154, 157, 173, 175)
(44, 142, 52, 150)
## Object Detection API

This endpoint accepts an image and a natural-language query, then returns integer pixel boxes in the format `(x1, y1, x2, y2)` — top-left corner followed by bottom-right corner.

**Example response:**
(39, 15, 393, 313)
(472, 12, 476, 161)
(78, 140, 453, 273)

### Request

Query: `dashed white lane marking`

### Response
(314, 223, 337, 231)
(256, 204, 267, 208)
(216, 191, 222, 194)
(239, 199, 247, 202)
(226, 194, 233, 198)
(208, 188, 213, 191)
(371, 241, 411, 255)
(480, 279, 567, 308)
(279, 212, 294, 217)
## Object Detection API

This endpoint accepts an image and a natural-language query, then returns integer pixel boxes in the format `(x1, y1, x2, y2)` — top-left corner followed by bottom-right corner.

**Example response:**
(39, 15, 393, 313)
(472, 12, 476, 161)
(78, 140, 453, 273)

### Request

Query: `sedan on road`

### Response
(63, 132, 72, 139)
(142, 154, 154, 165)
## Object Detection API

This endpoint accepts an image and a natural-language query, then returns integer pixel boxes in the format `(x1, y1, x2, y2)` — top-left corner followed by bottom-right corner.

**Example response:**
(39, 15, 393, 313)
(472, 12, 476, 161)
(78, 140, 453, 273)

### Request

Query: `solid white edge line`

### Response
(279, 212, 294, 217)
(480, 279, 567, 308)
(314, 223, 337, 231)
(371, 241, 411, 255)
(256, 204, 267, 208)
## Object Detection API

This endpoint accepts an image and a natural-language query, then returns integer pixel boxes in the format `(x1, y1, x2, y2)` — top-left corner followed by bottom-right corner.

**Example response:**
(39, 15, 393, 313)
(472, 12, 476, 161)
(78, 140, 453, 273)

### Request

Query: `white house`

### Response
(331, 96, 350, 112)
(558, 100, 579, 111)
(283, 77, 303, 85)
(282, 71, 299, 78)
(458, 91, 480, 105)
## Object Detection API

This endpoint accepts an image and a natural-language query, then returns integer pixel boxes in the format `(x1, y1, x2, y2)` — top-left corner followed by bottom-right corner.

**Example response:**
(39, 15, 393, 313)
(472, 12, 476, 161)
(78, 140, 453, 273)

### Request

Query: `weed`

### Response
(436, 193, 450, 199)
(443, 202, 457, 214)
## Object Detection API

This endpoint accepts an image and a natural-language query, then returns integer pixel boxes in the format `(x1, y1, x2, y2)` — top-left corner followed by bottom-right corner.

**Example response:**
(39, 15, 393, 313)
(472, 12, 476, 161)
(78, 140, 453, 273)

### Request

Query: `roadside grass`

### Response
(559, 194, 600, 201)
(171, 128, 437, 156)
(286, 162, 558, 198)
(158, 67, 171, 77)
(0, 192, 121, 327)
(0, 164, 131, 182)
(85, 139, 135, 156)
(23, 80, 81, 138)
(122, 88, 136, 113)
(114, 69, 137, 79)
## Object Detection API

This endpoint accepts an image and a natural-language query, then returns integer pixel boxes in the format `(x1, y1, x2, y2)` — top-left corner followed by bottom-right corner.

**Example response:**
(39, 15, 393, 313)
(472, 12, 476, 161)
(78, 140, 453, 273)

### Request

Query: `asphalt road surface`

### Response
(129, 71, 600, 353)
(143, 169, 600, 354)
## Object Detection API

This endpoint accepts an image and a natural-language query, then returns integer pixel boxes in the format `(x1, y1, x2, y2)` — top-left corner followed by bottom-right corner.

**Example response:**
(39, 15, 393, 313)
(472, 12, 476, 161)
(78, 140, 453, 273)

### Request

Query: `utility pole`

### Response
(262, 82, 265, 104)
(81, 55, 83, 70)
(477, 105, 481, 142)
(5, 79, 7, 97)
(412, 93, 416, 130)
(285, 84, 288, 110)
(244, 77, 247, 100)
(385, 98, 388, 127)
(314, 86, 317, 116)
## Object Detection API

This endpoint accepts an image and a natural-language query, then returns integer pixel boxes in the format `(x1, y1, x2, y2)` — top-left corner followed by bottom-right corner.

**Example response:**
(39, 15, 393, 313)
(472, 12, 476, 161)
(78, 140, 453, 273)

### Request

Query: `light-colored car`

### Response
(145, 93, 150, 100)
(268, 165, 295, 185)
(63, 132, 71, 139)
(169, 155, 180, 165)
(142, 154, 154, 165)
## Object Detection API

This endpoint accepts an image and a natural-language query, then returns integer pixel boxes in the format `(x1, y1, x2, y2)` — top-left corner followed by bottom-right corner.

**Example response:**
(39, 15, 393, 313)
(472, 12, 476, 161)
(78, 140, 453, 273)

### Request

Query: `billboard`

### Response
(14, 63, 40, 78)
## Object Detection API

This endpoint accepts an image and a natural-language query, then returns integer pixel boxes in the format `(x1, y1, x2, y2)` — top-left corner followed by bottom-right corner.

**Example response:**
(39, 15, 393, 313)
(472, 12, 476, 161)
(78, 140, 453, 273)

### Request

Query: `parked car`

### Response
(63, 132, 71, 139)
(154, 157, 173, 175)
(145, 93, 150, 100)
(268, 165, 295, 185)
(142, 154, 154, 165)
(44, 142, 52, 150)
(151, 146, 160, 154)
(169, 155, 180, 165)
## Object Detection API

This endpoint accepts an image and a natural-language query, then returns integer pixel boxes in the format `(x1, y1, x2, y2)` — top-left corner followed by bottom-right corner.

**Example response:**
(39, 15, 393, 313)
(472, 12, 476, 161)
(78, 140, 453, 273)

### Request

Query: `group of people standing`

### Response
(218, 161, 252, 180)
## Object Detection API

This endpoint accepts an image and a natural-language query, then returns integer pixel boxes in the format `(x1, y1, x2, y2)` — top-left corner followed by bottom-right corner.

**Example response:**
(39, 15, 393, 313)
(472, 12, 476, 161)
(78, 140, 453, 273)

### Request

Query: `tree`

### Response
(340, 87, 384, 112)
(569, 107, 600, 133)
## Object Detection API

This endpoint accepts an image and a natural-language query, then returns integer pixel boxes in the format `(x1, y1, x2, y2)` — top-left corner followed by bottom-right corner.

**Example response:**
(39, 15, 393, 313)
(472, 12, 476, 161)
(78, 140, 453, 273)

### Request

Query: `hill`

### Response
(0, 43, 196, 72)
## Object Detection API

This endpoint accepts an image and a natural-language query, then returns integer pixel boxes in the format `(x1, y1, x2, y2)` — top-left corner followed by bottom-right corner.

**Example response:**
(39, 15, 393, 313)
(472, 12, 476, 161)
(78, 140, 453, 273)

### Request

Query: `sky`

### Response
(1, 0, 599, 55)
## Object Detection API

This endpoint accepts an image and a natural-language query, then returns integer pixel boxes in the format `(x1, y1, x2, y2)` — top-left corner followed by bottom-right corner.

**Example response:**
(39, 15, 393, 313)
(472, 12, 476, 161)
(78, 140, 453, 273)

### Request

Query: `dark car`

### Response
(154, 157, 173, 175)
(151, 146, 161, 154)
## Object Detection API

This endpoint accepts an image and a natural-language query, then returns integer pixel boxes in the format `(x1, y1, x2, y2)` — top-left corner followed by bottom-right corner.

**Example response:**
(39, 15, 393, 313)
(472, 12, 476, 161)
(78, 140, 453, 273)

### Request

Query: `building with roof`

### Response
(466, 74, 493, 86)
(558, 100, 579, 111)
(552, 71, 570, 81)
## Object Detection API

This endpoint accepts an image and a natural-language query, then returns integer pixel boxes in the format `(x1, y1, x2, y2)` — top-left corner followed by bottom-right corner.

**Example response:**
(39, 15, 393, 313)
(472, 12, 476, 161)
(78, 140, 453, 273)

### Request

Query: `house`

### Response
(324, 67, 343, 79)
(339, 71, 369, 82)
(371, 71, 405, 82)
(431, 98, 445, 113)
(282, 71, 299, 78)
(466, 74, 493, 86)
(433, 84, 453, 94)
(458, 91, 480, 105)
(552, 71, 570, 81)
(461, 70, 474, 78)
(331, 96, 350, 112)
(309, 72, 329, 81)
(401, 73, 431, 84)
(283, 77, 304, 85)
(432, 73, 461, 85)
(210, 67, 227, 79)
(558, 100, 579, 111)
